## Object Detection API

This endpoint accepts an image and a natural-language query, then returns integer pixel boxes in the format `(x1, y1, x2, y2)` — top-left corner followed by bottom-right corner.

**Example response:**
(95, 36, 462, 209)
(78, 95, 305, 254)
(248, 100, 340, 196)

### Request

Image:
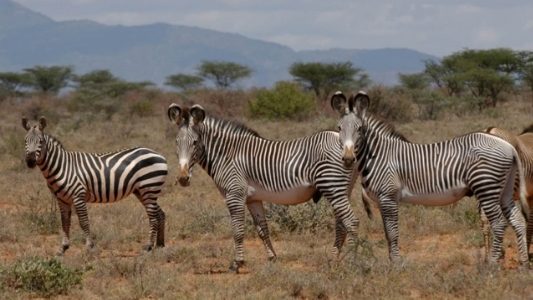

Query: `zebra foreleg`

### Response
(73, 198, 95, 251)
(57, 202, 72, 256)
(332, 217, 347, 259)
(329, 197, 359, 253)
(246, 201, 276, 261)
(380, 198, 400, 263)
(227, 194, 246, 273)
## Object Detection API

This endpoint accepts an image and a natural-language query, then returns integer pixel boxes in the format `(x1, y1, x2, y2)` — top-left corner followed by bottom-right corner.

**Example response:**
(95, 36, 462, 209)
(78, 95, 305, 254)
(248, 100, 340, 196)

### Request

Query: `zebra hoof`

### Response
(229, 260, 245, 273)
(268, 255, 277, 263)
(143, 244, 154, 252)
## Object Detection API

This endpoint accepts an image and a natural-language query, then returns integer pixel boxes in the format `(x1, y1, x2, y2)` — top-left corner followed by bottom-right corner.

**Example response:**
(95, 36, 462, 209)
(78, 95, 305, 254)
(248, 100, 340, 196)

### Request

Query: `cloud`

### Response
(12, 0, 533, 56)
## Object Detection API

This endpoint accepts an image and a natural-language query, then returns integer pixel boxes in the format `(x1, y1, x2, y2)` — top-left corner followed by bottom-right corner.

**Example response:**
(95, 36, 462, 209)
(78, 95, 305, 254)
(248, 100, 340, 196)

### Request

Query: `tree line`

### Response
(2, 48, 533, 113)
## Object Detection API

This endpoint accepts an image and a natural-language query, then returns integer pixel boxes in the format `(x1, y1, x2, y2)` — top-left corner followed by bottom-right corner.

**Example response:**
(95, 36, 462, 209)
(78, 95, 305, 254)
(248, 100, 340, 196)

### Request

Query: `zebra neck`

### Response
(197, 117, 261, 177)
(38, 134, 67, 174)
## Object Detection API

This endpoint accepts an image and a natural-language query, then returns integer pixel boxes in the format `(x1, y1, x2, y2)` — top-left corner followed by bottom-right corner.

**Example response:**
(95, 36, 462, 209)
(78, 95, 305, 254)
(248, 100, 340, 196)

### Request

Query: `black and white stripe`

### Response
(332, 91, 529, 266)
(22, 117, 168, 254)
(168, 104, 359, 272)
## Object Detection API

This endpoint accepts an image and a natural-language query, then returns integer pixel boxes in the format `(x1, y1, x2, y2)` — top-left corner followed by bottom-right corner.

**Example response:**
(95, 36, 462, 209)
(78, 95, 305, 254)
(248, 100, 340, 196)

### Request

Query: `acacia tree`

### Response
(423, 49, 522, 107)
(289, 61, 369, 100)
(165, 73, 204, 92)
(23, 65, 74, 94)
(197, 61, 251, 89)
(0, 72, 31, 97)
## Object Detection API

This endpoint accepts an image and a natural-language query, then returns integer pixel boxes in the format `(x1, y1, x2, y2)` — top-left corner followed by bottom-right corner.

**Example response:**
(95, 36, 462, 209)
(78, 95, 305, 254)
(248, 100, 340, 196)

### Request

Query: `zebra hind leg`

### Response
(246, 201, 276, 261)
(57, 202, 72, 256)
(479, 204, 494, 262)
(73, 198, 95, 251)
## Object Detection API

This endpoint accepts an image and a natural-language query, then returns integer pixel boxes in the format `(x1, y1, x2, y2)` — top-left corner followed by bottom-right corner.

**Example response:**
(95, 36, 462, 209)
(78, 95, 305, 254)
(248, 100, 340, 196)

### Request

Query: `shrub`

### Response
(367, 86, 414, 122)
(1, 257, 82, 297)
(412, 90, 449, 120)
(266, 200, 334, 234)
(129, 99, 155, 117)
(249, 81, 315, 120)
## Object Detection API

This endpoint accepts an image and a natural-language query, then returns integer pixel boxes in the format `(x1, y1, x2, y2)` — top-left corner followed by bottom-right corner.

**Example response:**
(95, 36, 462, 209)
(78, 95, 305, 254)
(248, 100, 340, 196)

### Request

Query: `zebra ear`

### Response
(167, 103, 182, 125)
(190, 104, 205, 125)
(330, 91, 348, 115)
(21, 117, 30, 131)
(352, 91, 369, 117)
(38, 116, 47, 131)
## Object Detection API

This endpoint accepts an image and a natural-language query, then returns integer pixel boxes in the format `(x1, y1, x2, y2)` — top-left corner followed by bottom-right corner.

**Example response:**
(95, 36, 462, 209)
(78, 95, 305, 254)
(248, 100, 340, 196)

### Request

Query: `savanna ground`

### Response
(0, 90, 532, 299)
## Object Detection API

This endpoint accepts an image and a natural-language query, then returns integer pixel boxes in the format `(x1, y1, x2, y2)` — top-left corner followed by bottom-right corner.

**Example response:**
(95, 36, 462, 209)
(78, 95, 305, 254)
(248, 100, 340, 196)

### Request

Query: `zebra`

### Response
(167, 104, 359, 272)
(482, 125, 533, 258)
(330, 91, 530, 266)
(22, 116, 168, 255)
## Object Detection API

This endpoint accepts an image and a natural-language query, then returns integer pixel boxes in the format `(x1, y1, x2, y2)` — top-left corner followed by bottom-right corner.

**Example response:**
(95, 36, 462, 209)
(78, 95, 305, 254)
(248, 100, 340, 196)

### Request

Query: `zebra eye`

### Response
(193, 140, 198, 146)
(337, 126, 341, 131)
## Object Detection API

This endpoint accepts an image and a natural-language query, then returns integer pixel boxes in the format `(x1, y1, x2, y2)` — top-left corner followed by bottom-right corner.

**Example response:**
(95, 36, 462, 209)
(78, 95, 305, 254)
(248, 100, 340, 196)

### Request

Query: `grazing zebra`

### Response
(167, 104, 359, 272)
(482, 126, 533, 257)
(22, 117, 168, 255)
(331, 91, 530, 266)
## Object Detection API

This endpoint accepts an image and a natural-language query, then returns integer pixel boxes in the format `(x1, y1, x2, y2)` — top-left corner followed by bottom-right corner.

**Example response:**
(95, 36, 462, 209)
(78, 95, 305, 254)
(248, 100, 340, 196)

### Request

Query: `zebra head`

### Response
(331, 91, 369, 168)
(167, 103, 206, 187)
(21, 116, 47, 168)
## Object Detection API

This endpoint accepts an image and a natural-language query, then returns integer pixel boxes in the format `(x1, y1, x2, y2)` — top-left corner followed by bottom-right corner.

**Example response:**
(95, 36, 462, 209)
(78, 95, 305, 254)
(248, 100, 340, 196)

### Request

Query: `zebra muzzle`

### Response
(342, 146, 356, 167)
(25, 154, 37, 168)
(177, 176, 190, 187)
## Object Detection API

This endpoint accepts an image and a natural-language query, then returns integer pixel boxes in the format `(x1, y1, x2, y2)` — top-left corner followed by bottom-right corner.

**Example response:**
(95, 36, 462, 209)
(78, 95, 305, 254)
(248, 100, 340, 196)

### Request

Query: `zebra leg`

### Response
(329, 197, 359, 251)
(140, 202, 163, 251)
(332, 217, 347, 259)
(246, 201, 276, 261)
(73, 198, 94, 250)
(57, 202, 72, 256)
(380, 198, 400, 263)
(226, 193, 246, 273)
(479, 202, 507, 264)
(501, 203, 529, 266)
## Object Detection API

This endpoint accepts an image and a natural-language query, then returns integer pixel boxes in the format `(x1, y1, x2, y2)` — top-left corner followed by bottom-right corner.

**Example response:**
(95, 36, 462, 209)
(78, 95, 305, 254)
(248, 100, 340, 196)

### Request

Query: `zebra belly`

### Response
(399, 186, 470, 206)
(246, 183, 315, 205)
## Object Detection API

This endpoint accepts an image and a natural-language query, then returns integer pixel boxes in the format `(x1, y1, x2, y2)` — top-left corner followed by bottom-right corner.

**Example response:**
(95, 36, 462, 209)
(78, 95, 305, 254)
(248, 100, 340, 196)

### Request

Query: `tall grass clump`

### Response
(249, 81, 315, 120)
(1, 257, 82, 297)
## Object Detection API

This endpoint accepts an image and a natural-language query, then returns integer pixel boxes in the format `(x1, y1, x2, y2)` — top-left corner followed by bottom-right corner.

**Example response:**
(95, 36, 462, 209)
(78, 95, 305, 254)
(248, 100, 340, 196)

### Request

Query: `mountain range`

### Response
(0, 0, 438, 87)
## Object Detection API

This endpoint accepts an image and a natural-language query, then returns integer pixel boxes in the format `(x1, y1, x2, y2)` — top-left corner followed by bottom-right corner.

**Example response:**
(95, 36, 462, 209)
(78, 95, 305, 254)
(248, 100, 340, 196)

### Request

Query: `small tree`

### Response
(197, 61, 251, 89)
(23, 65, 74, 94)
(0, 72, 32, 97)
(165, 73, 204, 92)
(289, 61, 369, 100)
(249, 81, 315, 120)
(398, 72, 430, 90)
(75, 69, 118, 87)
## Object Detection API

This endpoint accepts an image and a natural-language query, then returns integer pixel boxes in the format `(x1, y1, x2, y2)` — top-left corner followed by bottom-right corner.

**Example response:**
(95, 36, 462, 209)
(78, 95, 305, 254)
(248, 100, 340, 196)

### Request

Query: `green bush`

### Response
(249, 81, 315, 120)
(367, 86, 414, 122)
(1, 257, 82, 297)
(266, 200, 334, 234)
(129, 99, 155, 117)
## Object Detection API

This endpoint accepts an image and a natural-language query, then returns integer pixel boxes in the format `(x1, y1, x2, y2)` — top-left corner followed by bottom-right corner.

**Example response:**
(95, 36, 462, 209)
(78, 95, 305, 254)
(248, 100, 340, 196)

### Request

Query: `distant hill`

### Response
(0, 0, 438, 86)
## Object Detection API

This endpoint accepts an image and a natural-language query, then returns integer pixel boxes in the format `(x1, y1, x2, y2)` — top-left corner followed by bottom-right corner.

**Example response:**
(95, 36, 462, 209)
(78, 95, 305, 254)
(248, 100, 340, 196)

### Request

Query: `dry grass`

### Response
(0, 93, 532, 299)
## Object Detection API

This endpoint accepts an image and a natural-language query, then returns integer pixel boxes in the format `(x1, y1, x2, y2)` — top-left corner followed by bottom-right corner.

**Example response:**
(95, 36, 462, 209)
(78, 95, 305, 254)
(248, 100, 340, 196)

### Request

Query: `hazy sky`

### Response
(14, 0, 533, 56)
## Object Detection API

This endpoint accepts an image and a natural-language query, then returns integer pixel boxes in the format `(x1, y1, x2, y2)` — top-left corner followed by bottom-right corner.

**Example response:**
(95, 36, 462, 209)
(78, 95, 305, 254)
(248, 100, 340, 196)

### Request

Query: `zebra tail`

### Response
(513, 150, 529, 221)
(361, 190, 373, 220)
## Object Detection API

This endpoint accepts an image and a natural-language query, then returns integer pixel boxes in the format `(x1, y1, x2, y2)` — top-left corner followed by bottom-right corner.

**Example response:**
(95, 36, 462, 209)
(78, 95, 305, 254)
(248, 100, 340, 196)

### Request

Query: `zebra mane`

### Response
(205, 116, 261, 138)
(44, 132, 65, 149)
(365, 115, 409, 142)
(521, 123, 533, 134)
